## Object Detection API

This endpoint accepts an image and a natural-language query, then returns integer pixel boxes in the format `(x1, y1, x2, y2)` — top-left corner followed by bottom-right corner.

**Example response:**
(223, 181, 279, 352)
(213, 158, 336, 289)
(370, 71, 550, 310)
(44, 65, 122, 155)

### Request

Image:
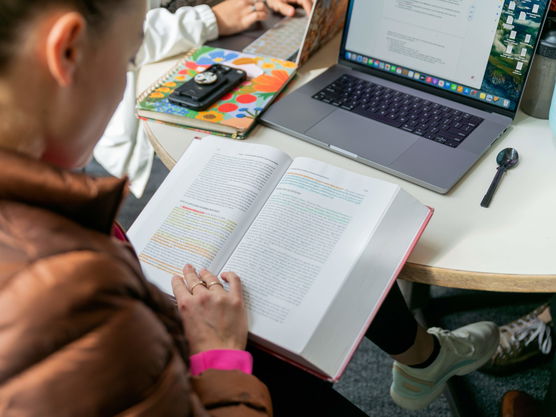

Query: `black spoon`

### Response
(480, 148, 519, 208)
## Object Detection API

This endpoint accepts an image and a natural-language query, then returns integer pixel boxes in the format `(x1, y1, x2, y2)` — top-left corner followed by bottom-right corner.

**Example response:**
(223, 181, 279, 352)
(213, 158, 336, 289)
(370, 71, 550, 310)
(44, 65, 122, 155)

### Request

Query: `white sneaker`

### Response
(390, 321, 499, 410)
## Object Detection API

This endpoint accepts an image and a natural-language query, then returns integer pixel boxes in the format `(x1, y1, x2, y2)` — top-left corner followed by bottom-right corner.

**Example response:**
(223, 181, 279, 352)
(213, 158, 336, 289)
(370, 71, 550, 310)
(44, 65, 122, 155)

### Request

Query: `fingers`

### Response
(243, 6, 269, 27)
(298, 0, 314, 16)
(221, 272, 243, 300)
(177, 265, 243, 298)
(294, 0, 313, 16)
(271, 0, 296, 17)
(253, 0, 267, 12)
(182, 264, 207, 294)
(171, 275, 192, 300)
(199, 269, 225, 292)
(269, 0, 313, 17)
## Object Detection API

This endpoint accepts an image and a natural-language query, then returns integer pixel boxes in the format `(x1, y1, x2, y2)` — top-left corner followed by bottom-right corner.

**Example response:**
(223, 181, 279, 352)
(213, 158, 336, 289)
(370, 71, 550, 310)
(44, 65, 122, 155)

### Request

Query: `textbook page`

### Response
(128, 137, 292, 294)
(222, 157, 400, 354)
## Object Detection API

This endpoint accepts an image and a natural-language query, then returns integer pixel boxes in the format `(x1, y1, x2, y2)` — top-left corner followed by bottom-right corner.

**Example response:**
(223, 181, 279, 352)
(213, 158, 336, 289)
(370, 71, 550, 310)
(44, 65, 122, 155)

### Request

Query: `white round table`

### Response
(140, 35, 556, 293)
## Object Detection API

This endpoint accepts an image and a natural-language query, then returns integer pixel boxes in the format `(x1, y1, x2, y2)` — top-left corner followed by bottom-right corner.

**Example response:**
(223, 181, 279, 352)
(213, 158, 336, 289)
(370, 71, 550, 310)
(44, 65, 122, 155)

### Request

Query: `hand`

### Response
(265, 0, 314, 17)
(172, 264, 248, 355)
(212, 0, 269, 37)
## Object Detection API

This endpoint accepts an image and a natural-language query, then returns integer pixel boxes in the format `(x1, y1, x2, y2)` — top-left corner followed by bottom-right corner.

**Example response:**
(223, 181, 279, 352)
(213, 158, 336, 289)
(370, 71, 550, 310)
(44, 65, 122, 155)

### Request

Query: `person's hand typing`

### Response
(265, 0, 314, 17)
(212, 0, 269, 36)
(172, 264, 248, 354)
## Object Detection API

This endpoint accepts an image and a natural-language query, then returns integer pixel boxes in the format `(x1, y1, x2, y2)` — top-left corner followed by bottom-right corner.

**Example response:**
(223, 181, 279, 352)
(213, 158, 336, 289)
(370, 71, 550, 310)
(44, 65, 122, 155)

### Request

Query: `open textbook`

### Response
(128, 137, 433, 381)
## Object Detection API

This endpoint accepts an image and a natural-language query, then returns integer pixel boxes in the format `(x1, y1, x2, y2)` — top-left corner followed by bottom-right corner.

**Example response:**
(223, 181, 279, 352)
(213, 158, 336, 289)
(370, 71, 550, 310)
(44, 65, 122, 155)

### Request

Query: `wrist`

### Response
(189, 341, 246, 356)
(189, 336, 247, 355)
(189, 349, 253, 376)
(211, 9, 227, 37)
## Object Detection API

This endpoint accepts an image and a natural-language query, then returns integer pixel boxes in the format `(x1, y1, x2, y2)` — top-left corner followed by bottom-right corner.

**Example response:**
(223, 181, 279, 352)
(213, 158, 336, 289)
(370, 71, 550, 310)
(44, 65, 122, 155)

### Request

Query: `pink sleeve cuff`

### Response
(189, 349, 253, 376)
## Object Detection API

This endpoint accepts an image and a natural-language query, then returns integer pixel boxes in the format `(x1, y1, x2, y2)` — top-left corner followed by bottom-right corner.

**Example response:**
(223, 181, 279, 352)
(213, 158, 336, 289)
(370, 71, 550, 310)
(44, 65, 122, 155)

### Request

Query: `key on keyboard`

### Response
(243, 14, 309, 60)
(312, 74, 483, 148)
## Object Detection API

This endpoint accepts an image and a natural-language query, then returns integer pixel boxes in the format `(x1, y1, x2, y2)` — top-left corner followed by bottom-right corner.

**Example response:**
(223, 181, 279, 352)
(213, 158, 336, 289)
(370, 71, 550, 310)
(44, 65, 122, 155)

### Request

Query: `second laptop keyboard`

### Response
(243, 14, 309, 60)
(312, 74, 483, 148)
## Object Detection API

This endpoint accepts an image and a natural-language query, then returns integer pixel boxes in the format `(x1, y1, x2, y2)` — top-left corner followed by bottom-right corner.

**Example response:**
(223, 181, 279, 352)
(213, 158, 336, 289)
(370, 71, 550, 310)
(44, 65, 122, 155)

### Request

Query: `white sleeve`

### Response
(134, 4, 219, 67)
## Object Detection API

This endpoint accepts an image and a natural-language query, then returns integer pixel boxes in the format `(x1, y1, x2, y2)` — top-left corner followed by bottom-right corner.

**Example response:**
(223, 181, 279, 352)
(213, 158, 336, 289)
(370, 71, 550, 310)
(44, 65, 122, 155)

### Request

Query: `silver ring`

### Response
(251, 4, 257, 12)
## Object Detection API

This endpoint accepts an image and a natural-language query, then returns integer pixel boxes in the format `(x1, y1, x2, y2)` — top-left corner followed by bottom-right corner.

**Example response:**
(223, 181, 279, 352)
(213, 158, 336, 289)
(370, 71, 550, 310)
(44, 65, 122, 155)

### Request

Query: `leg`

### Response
(365, 283, 436, 365)
(250, 347, 368, 417)
(365, 282, 499, 411)
(483, 298, 553, 375)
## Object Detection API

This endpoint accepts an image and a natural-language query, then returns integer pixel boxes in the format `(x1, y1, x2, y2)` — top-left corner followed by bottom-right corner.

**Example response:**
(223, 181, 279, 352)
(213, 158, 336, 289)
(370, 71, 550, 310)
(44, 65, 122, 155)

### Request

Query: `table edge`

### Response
(401, 263, 556, 292)
(145, 123, 556, 292)
(145, 122, 177, 169)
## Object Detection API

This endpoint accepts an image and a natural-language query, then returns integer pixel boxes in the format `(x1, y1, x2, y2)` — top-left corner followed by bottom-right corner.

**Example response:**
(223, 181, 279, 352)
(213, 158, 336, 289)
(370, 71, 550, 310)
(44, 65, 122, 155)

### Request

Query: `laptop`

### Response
(242, 9, 310, 62)
(261, 0, 550, 194)
(243, 0, 349, 66)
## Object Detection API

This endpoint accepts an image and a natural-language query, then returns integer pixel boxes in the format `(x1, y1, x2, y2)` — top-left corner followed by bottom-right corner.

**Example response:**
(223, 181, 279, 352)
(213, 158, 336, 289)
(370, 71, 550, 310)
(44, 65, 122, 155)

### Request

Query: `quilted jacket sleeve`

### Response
(192, 370, 273, 417)
(0, 247, 272, 417)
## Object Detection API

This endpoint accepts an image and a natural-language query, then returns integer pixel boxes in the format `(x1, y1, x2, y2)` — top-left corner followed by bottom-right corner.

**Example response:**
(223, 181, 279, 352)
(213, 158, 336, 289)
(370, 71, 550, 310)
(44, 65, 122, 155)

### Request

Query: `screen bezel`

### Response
(337, 0, 551, 119)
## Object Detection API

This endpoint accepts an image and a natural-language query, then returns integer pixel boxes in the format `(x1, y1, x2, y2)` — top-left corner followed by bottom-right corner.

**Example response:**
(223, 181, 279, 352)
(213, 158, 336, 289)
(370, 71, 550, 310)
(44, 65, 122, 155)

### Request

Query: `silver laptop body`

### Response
(261, 0, 550, 194)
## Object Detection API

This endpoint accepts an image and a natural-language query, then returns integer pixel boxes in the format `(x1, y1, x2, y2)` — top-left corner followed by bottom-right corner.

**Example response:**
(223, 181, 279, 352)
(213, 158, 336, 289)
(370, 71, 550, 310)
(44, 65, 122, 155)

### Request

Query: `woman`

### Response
(95, 0, 314, 197)
(0, 0, 498, 415)
(0, 1, 270, 415)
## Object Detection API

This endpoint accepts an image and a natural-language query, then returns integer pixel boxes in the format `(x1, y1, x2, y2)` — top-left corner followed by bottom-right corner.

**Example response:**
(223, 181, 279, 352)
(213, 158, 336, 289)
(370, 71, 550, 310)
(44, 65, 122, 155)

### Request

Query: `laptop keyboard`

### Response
(312, 74, 483, 148)
(243, 14, 308, 60)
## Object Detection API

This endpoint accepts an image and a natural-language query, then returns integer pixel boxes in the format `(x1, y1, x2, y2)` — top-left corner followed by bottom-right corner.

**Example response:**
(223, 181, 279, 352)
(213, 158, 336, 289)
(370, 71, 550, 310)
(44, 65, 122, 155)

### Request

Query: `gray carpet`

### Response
(86, 156, 553, 417)
(335, 288, 553, 416)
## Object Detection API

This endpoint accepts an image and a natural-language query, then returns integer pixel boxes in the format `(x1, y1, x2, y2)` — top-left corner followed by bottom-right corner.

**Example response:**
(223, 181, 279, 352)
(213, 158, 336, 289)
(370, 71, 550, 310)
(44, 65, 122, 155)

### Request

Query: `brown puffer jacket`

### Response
(0, 149, 272, 417)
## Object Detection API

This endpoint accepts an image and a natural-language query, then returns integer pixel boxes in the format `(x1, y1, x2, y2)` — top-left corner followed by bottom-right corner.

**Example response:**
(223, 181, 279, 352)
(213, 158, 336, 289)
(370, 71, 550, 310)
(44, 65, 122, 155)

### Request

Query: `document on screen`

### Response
(345, 0, 504, 88)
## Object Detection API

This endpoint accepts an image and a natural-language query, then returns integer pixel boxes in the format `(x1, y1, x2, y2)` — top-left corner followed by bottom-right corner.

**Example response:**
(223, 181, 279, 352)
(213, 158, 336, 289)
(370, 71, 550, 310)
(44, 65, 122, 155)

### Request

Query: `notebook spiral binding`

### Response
(135, 47, 198, 103)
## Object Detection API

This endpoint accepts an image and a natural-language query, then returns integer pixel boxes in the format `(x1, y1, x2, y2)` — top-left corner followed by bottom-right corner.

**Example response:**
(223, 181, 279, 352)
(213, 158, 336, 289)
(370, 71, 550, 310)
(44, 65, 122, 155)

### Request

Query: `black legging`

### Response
(251, 283, 419, 417)
(365, 282, 419, 355)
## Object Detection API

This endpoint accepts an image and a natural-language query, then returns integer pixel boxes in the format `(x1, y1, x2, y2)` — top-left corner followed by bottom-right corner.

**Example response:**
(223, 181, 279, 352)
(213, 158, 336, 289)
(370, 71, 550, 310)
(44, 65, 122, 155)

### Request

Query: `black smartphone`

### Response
(168, 64, 247, 111)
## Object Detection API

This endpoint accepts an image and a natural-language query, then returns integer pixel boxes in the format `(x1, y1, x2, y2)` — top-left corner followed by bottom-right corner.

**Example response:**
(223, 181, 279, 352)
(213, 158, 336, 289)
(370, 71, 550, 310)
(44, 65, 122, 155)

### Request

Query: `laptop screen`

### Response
(341, 0, 550, 112)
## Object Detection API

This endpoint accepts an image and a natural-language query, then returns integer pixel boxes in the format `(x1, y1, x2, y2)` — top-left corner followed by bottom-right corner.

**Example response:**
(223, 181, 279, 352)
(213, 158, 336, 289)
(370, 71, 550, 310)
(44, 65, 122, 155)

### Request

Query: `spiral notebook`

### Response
(136, 46, 297, 139)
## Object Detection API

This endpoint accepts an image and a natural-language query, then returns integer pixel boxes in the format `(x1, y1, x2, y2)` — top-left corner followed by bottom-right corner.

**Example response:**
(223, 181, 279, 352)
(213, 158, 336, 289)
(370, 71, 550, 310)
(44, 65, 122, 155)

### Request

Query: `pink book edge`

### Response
(250, 206, 434, 382)
(331, 206, 435, 382)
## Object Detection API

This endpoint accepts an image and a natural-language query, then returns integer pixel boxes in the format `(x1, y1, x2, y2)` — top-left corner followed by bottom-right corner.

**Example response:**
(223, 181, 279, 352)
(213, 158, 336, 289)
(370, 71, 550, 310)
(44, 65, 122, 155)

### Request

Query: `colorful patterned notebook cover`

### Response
(137, 46, 297, 138)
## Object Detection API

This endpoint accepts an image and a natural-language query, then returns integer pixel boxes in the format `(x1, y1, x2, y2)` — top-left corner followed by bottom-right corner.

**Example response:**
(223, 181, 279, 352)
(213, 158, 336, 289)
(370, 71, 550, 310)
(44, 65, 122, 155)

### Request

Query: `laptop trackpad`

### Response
(304, 110, 418, 166)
